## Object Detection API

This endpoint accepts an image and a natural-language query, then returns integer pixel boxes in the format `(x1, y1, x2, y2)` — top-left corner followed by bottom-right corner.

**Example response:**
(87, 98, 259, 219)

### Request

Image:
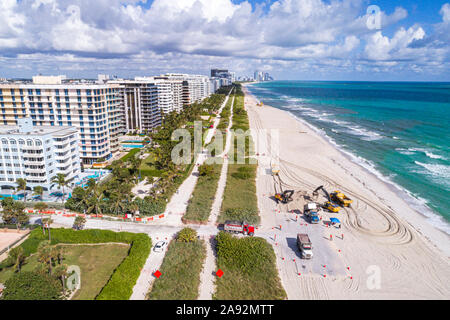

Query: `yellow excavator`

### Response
(275, 190, 294, 204)
(313, 186, 341, 213)
(331, 191, 353, 207)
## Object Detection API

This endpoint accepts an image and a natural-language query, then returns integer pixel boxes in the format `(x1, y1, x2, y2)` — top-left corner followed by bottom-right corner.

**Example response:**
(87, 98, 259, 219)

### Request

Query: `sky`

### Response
(0, 0, 449, 81)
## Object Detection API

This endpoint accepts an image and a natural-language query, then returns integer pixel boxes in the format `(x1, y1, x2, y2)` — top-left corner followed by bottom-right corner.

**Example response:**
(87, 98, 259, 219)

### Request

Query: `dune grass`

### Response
(183, 164, 222, 223)
(147, 238, 206, 300)
(213, 232, 286, 300)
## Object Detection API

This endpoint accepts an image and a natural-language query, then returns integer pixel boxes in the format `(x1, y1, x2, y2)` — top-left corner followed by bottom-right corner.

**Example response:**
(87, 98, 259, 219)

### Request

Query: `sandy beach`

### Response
(243, 84, 450, 299)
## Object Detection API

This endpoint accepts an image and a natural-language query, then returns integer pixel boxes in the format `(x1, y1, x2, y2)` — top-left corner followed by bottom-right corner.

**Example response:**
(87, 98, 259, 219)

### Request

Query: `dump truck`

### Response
(297, 234, 313, 259)
(331, 191, 353, 207)
(224, 221, 255, 236)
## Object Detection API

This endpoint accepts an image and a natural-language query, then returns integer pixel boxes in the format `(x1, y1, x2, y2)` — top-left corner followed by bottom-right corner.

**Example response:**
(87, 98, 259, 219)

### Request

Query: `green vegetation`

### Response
(1, 271, 62, 300)
(219, 164, 258, 224)
(0, 228, 151, 300)
(0, 244, 129, 300)
(147, 228, 205, 300)
(1, 198, 29, 229)
(213, 232, 286, 300)
(219, 83, 259, 224)
(183, 163, 222, 223)
(139, 152, 162, 178)
(120, 148, 140, 162)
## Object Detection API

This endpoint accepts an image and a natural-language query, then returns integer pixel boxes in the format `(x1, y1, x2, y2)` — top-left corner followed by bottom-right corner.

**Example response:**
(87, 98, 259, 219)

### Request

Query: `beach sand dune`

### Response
(243, 84, 450, 300)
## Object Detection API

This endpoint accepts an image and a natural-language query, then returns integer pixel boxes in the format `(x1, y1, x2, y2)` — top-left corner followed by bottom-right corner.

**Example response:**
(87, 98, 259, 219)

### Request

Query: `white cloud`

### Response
(0, 0, 448, 79)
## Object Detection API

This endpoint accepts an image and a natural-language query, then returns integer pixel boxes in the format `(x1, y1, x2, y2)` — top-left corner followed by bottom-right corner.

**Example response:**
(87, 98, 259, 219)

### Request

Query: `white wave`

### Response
(414, 161, 450, 180)
(396, 148, 415, 155)
(408, 148, 447, 160)
(345, 125, 383, 141)
(393, 136, 400, 140)
(425, 151, 445, 160)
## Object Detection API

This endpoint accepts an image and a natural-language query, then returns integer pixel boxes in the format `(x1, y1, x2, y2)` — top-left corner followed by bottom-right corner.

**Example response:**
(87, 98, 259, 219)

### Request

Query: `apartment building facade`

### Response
(0, 77, 123, 165)
(0, 118, 81, 192)
(111, 74, 211, 133)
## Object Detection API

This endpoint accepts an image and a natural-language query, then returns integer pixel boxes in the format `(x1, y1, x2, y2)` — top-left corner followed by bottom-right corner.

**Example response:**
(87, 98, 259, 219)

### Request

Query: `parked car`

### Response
(153, 241, 167, 252)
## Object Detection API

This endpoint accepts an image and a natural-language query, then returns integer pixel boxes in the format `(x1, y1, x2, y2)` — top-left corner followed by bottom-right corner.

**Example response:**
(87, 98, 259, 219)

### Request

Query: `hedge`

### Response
(16, 228, 151, 300)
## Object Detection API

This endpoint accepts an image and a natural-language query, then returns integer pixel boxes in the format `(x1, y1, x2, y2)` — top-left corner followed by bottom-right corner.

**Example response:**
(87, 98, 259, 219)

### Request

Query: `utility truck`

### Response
(224, 221, 255, 236)
(304, 202, 320, 224)
(297, 233, 313, 259)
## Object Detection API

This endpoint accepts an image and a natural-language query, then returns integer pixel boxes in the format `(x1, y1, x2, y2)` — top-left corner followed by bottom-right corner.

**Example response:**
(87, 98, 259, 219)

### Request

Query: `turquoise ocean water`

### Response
(247, 81, 450, 234)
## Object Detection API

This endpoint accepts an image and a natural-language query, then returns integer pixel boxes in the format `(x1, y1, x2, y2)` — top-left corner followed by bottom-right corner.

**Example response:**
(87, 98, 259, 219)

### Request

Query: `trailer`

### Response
(224, 221, 255, 236)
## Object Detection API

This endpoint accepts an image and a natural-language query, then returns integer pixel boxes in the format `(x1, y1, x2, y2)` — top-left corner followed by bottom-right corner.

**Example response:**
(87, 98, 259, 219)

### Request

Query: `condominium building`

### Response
(111, 74, 211, 133)
(0, 118, 81, 192)
(110, 79, 160, 133)
(0, 76, 123, 165)
(163, 74, 211, 105)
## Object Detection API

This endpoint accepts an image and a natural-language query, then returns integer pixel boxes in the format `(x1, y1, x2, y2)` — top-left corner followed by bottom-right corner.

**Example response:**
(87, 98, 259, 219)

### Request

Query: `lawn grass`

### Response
(120, 148, 140, 162)
(213, 232, 286, 300)
(0, 244, 129, 300)
(147, 238, 206, 300)
(183, 164, 222, 223)
(139, 152, 162, 177)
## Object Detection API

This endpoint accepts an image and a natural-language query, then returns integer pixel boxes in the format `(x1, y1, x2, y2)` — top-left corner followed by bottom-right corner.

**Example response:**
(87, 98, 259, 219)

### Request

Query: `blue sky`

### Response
(0, 0, 449, 81)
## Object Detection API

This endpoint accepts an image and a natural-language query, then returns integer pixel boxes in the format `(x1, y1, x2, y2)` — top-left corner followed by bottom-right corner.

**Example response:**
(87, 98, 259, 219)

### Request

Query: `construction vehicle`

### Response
(224, 221, 255, 236)
(303, 202, 320, 224)
(331, 191, 353, 207)
(275, 190, 294, 204)
(297, 234, 313, 259)
(313, 185, 331, 202)
(323, 201, 341, 213)
(271, 163, 280, 176)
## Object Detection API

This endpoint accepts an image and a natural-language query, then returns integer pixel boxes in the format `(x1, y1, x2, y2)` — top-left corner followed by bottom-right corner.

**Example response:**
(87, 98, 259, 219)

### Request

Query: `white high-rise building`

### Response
(0, 76, 123, 165)
(0, 118, 81, 192)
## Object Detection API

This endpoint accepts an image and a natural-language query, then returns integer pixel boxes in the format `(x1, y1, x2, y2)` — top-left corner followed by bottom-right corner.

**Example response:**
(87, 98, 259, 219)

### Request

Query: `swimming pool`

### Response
(122, 144, 144, 148)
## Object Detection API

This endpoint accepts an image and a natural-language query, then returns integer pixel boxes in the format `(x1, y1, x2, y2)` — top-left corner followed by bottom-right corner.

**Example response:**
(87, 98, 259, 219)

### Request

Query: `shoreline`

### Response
(243, 83, 450, 257)
(243, 83, 449, 299)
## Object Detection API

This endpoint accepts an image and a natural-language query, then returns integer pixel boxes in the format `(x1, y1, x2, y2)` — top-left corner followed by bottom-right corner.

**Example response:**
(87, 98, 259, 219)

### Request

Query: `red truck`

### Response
(224, 221, 255, 236)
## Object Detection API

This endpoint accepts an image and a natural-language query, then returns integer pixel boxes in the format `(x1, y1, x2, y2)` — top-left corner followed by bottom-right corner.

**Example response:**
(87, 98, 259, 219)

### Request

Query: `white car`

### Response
(153, 241, 167, 252)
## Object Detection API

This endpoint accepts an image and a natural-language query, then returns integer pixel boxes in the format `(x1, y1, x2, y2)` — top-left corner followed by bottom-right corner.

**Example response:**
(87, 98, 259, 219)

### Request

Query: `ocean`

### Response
(247, 81, 450, 234)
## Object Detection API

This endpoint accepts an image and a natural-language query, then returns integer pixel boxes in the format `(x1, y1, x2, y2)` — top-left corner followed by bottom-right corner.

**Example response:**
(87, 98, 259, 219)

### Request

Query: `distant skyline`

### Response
(0, 0, 449, 81)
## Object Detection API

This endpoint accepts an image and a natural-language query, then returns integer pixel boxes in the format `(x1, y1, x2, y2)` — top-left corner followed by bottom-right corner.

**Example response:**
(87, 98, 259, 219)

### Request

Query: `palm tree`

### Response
(15, 178, 27, 202)
(37, 241, 54, 275)
(54, 264, 68, 294)
(34, 202, 48, 235)
(87, 188, 104, 216)
(8, 246, 26, 273)
(42, 217, 54, 241)
(33, 186, 44, 201)
(51, 174, 68, 203)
